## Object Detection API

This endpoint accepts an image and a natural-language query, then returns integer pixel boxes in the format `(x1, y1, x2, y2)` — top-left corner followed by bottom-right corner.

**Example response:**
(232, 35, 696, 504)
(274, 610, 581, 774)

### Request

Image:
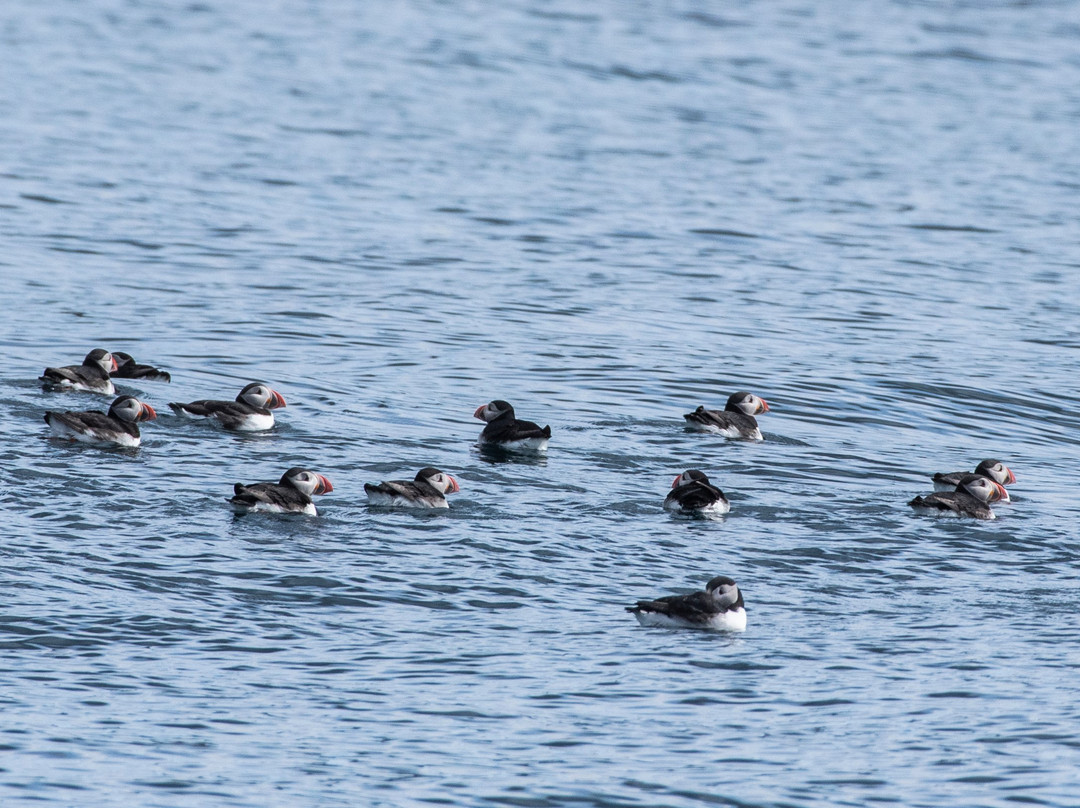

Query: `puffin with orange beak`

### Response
(169, 382, 286, 431)
(365, 467, 461, 509)
(44, 395, 157, 448)
(473, 400, 551, 452)
(230, 468, 333, 516)
(932, 459, 1016, 495)
(909, 474, 1009, 520)
(683, 391, 770, 441)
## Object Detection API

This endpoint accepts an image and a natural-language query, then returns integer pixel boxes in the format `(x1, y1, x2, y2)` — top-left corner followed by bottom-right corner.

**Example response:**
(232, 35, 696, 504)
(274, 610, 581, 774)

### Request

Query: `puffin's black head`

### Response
(725, 391, 770, 416)
(473, 400, 514, 422)
(956, 474, 1008, 503)
(705, 576, 744, 609)
(974, 459, 1016, 486)
(671, 469, 710, 488)
(84, 348, 117, 373)
(415, 467, 460, 495)
(107, 395, 157, 423)
(280, 466, 307, 485)
(111, 351, 135, 368)
(279, 467, 333, 495)
(237, 382, 287, 409)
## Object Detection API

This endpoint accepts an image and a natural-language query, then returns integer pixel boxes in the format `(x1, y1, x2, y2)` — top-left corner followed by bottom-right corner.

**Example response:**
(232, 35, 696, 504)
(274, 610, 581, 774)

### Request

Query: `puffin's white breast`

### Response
(481, 436, 549, 452)
(365, 491, 447, 509)
(226, 412, 275, 431)
(47, 420, 139, 447)
(633, 609, 746, 632)
(232, 500, 317, 516)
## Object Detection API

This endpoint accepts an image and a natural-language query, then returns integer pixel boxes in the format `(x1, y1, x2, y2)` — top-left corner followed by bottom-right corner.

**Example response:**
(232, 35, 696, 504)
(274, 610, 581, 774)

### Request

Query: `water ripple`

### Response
(2, 0, 1080, 806)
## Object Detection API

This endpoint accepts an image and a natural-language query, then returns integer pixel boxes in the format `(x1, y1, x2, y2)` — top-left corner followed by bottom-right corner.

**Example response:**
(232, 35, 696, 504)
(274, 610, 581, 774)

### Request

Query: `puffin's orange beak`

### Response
(671, 474, 681, 489)
(110, 356, 119, 371)
(140, 403, 157, 421)
(446, 475, 460, 494)
(270, 390, 287, 409)
(990, 481, 1008, 503)
(473, 405, 486, 420)
(315, 475, 333, 494)
(758, 398, 770, 413)
(1005, 467, 1016, 485)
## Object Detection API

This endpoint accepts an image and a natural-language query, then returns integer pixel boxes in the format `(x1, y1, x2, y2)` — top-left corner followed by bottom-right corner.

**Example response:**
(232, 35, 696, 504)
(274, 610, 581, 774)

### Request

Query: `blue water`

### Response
(3, 1, 1080, 805)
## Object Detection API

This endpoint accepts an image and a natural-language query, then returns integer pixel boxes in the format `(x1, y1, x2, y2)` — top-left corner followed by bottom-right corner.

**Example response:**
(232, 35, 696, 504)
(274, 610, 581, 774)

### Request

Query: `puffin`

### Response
(111, 352, 172, 382)
(664, 470, 731, 515)
(229, 468, 334, 515)
(683, 391, 770, 441)
(364, 467, 461, 509)
(909, 474, 1009, 520)
(40, 349, 117, 395)
(933, 459, 1016, 493)
(169, 382, 286, 431)
(44, 395, 157, 448)
(473, 400, 551, 452)
(627, 575, 747, 631)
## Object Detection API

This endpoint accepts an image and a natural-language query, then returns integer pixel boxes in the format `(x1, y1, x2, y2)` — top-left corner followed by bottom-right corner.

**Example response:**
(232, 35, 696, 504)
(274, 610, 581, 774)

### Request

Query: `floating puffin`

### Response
(40, 349, 117, 395)
(627, 575, 747, 631)
(111, 352, 172, 382)
(364, 467, 461, 509)
(229, 468, 333, 515)
(932, 459, 1016, 493)
(664, 470, 731, 515)
(473, 400, 551, 452)
(44, 395, 157, 448)
(683, 391, 770, 441)
(169, 382, 286, 431)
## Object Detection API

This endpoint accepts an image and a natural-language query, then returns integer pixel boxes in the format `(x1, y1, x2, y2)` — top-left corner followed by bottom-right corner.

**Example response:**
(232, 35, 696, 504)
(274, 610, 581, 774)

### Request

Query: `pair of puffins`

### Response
(40, 350, 169, 447)
(40, 349, 171, 395)
(354, 402, 524, 510)
(909, 459, 1017, 520)
(227, 466, 461, 516)
(475, 392, 767, 450)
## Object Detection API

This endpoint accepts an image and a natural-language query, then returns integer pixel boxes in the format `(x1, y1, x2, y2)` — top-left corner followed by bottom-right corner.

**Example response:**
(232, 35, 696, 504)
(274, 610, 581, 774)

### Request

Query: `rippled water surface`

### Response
(3, 1, 1080, 805)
